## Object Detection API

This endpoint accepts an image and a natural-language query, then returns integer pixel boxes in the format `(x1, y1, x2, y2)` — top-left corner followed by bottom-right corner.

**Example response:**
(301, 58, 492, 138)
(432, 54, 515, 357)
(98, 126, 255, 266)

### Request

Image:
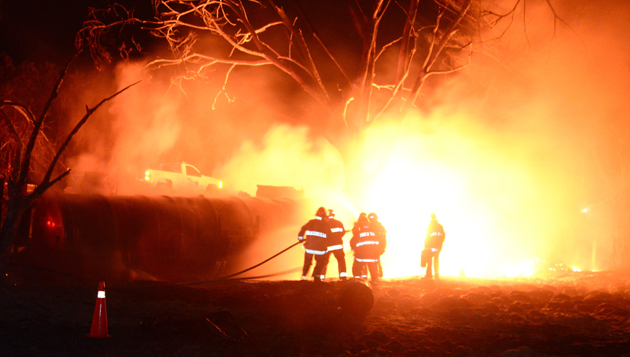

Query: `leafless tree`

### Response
(0, 52, 139, 278)
(0, 56, 68, 185)
(77, 0, 560, 199)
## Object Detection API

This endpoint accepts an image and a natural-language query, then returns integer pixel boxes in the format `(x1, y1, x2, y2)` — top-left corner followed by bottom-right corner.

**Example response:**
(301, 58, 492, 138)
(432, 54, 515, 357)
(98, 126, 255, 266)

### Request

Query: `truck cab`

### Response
(144, 162, 223, 195)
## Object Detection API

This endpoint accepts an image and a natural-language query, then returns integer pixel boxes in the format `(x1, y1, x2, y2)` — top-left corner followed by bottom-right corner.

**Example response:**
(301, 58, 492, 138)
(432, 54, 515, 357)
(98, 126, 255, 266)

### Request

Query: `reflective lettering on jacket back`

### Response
(306, 230, 327, 238)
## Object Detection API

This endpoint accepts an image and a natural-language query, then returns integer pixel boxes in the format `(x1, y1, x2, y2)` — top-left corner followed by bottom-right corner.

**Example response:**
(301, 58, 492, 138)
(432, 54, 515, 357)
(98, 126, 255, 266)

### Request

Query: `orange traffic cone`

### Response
(88, 281, 110, 338)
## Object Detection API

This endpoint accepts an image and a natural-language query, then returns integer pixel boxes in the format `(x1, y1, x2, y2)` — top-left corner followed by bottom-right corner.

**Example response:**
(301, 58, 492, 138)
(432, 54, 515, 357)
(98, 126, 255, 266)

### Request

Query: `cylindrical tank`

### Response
(338, 279, 374, 317)
(28, 193, 305, 282)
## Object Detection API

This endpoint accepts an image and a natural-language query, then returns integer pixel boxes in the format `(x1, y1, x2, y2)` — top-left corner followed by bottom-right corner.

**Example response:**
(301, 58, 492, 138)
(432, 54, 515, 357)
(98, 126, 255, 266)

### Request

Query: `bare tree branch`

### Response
(395, 0, 418, 84)
(0, 107, 25, 145)
(269, 1, 329, 101)
(212, 63, 237, 109)
(18, 51, 80, 185)
(0, 108, 22, 182)
(36, 80, 141, 195)
(293, 1, 353, 86)
(362, 0, 393, 122)
(1, 102, 69, 174)
(407, 0, 473, 108)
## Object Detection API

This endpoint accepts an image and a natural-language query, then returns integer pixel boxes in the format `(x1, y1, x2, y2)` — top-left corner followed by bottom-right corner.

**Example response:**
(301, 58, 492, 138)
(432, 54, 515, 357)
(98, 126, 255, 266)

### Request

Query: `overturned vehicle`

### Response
(17, 190, 307, 283)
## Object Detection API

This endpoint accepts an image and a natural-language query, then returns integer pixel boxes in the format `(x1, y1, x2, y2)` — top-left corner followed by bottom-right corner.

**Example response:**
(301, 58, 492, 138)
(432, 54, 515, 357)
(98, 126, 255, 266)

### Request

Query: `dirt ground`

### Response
(3, 267, 630, 357)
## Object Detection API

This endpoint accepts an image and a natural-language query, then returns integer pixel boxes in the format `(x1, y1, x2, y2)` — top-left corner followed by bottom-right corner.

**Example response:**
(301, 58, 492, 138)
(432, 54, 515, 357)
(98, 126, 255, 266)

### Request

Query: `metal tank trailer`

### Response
(20, 191, 307, 283)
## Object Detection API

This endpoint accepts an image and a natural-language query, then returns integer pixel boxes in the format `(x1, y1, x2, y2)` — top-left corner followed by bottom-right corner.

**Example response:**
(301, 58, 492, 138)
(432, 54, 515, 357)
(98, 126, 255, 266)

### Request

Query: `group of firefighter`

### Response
(298, 207, 445, 282)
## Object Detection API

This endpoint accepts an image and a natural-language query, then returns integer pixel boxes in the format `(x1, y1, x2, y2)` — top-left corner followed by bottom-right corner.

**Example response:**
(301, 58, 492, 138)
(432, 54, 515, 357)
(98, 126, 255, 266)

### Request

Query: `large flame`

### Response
(357, 110, 581, 279)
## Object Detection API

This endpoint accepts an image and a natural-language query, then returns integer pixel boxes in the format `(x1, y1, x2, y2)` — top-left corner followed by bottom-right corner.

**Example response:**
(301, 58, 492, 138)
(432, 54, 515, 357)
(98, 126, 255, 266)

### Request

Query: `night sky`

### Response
(1, 1, 83, 63)
(0, 0, 151, 64)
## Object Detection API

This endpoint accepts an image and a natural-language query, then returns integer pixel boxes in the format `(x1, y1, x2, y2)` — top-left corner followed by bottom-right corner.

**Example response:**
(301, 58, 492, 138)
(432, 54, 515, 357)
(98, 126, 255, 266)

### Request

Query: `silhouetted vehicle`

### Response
(143, 162, 223, 194)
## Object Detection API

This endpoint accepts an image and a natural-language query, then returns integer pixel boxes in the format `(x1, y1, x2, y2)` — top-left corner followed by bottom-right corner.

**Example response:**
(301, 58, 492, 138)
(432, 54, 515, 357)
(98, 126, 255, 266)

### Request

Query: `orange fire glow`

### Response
(361, 158, 534, 279)
(62, 0, 629, 280)
(354, 110, 585, 279)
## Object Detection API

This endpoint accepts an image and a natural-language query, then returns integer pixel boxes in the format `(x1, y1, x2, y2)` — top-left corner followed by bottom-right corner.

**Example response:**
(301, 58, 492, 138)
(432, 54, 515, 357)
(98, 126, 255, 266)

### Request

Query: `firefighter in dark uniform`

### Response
(298, 207, 332, 282)
(352, 212, 367, 237)
(423, 213, 445, 279)
(351, 212, 368, 278)
(350, 214, 384, 282)
(324, 209, 347, 280)
(368, 212, 387, 278)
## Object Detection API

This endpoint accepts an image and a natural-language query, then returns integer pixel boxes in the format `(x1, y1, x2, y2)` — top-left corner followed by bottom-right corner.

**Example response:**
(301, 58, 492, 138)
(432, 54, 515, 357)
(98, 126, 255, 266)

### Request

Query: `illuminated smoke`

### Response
(215, 124, 344, 196)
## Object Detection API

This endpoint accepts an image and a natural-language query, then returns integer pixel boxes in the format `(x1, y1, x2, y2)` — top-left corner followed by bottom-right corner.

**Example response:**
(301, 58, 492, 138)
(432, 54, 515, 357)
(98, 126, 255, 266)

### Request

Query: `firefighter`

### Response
(350, 214, 384, 282)
(324, 209, 347, 280)
(422, 213, 445, 279)
(351, 212, 367, 277)
(298, 207, 332, 282)
(368, 212, 387, 278)
(352, 212, 367, 237)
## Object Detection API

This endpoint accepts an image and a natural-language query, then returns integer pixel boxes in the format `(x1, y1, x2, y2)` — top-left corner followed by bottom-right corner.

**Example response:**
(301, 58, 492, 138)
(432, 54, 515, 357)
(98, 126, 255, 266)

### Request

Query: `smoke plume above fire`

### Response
(63, 0, 630, 278)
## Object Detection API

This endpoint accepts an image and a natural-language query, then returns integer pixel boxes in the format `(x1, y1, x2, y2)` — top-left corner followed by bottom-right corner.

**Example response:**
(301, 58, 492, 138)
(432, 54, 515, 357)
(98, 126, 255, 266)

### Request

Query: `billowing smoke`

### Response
(216, 124, 345, 196)
(65, 63, 181, 182)
(464, 0, 630, 273)
(62, 59, 346, 196)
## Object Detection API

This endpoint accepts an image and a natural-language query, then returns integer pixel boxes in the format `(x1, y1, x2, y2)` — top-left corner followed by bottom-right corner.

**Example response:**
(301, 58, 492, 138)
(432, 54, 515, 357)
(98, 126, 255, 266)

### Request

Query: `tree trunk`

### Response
(0, 175, 4, 227)
(0, 200, 29, 282)
(0, 179, 35, 281)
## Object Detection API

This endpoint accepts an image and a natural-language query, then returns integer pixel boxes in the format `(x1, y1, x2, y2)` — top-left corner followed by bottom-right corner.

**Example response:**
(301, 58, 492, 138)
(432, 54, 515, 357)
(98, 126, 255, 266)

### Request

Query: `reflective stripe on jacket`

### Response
(425, 220, 445, 251)
(298, 216, 331, 254)
(327, 218, 346, 249)
(350, 223, 380, 260)
(327, 244, 343, 251)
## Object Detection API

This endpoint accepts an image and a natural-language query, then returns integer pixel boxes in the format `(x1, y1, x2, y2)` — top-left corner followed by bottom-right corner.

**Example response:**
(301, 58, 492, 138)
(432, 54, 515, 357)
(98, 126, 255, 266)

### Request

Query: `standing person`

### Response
(352, 212, 368, 277)
(298, 207, 332, 282)
(352, 212, 367, 237)
(422, 213, 445, 279)
(350, 214, 382, 282)
(368, 212, 387, 278)
(324, 209, 348, 280)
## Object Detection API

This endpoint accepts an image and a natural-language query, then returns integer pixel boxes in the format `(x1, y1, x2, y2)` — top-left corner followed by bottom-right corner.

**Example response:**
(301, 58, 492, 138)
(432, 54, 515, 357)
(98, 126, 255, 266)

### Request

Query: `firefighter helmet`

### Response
(358, 212, 368, 224)
(368, 212, 378, 220)
(430, 213, 437, 220)
(327, 209, 335, 218)
(316, 207, 327, 217)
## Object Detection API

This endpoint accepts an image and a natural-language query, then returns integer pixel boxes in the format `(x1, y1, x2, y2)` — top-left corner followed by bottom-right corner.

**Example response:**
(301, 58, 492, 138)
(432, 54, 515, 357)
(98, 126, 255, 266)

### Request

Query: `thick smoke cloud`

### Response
(487, 0, 630, 271)
(216, 125, 345, 196)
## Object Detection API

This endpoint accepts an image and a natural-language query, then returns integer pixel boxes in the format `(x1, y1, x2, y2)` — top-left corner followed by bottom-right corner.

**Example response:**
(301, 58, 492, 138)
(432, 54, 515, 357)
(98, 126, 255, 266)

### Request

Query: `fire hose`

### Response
(10, 241, 302, 285)
(179, 240, 375, 317)
(178, 241, 303, 285)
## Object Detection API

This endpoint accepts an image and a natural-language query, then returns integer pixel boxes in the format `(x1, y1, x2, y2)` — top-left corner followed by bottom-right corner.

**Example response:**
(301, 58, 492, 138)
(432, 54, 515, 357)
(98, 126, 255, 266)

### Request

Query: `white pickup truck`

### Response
(144, 162, 223, 194)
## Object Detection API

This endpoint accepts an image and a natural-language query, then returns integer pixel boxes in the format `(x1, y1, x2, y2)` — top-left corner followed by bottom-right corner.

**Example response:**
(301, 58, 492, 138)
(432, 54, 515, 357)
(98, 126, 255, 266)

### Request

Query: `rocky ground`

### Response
(2, 267, 630, 356)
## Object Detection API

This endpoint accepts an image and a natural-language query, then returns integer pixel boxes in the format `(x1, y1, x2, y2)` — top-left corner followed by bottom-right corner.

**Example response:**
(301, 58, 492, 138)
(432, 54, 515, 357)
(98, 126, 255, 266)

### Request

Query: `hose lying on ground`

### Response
(179, 241, 302, 285)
